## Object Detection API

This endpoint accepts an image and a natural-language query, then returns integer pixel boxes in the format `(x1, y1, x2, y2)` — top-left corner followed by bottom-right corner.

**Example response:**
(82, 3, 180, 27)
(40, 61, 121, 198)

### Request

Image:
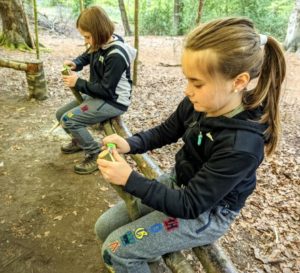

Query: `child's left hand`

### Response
(97, 149, 133, 186)
(62, 72, 79, 88)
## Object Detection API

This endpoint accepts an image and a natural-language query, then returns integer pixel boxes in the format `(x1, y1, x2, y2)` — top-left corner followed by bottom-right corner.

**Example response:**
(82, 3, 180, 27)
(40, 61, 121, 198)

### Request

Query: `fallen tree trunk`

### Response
(105, 116, 239, 273)
(0, 58, 47, 100)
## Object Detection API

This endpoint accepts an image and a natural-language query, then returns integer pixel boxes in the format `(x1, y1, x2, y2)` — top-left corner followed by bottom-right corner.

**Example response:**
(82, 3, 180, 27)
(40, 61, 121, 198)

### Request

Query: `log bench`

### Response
(0, 57, 47, 100)
(102, 117, 239, 273)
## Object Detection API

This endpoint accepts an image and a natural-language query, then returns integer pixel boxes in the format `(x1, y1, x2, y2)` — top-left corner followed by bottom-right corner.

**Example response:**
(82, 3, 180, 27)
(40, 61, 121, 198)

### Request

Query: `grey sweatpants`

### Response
(56, 95, 124, 155)
(95, 173, 239, 273)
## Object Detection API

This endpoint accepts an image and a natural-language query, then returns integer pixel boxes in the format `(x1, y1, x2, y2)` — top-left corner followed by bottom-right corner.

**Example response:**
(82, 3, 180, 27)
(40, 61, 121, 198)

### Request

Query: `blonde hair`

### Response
(76, 6, 114, 51)
(185, 17, 286, 156)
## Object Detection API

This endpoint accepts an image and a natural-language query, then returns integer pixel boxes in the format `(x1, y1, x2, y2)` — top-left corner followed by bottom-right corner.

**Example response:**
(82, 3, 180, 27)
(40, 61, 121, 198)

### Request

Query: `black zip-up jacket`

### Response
(73, 34, 137, 111)
(124, 97, 267, 219)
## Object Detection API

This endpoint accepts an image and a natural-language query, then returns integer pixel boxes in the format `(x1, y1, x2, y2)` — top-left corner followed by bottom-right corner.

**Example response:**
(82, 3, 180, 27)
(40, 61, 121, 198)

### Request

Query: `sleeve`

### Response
(74, 53, 127, 98)
(73, 51, 90, 71)
(124, 150, 258, 219)
(126, 98, 192, 154)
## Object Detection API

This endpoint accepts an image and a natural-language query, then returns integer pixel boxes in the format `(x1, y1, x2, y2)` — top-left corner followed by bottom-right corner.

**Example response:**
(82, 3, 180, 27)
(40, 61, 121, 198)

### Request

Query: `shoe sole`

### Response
(61, 149, 83, 154)
(74, 167, 99, 175)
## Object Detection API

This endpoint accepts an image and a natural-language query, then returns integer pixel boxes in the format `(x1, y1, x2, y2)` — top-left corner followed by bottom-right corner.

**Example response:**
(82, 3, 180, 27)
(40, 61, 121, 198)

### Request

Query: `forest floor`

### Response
(0, 28, 299, 273)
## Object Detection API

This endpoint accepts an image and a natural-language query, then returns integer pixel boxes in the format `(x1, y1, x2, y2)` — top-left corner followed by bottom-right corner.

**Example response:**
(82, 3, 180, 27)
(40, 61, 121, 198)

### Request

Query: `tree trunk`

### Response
(79, 0, 84, 12)
(196, 0, 206, 24)
(284, 0, 300, 53)
(133, 0, 139, 85)
(118, 0, 132, 36)
(174, 0, 184, 35)
(0, 0, 34, 50)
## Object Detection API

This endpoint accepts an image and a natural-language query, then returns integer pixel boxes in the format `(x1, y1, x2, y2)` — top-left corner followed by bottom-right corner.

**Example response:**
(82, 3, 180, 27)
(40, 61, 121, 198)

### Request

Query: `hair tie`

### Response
(259, 34, 268, 46)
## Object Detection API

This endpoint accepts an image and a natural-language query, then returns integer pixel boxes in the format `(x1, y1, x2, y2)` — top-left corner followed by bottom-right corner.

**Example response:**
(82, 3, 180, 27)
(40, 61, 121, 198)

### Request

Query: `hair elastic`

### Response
(259, 34, 268, 46)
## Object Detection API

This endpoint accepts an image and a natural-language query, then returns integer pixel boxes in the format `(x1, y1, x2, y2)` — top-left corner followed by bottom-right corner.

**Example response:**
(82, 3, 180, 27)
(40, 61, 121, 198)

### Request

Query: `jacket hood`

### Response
(102, 34, 137, 64)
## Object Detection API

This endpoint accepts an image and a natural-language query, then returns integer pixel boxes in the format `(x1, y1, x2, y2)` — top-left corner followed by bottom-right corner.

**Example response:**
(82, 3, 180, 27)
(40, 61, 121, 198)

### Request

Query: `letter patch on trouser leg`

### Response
(109, 241, 120, 253)
(103, 249, 116, 273)
(164, 218, 179, 232)
(121, 231, 136, 246)
(80, 105, 89, 112)
(134, 227, 148, 240)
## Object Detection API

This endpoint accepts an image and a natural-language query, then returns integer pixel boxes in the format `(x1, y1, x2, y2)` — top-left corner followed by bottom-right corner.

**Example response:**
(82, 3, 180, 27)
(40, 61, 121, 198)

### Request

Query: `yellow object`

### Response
(98, 149, 115, 162)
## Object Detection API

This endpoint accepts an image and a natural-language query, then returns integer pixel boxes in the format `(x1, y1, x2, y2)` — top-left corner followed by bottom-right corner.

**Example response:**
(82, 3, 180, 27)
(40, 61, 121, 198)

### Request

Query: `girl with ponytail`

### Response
(94, 17, 286, 273)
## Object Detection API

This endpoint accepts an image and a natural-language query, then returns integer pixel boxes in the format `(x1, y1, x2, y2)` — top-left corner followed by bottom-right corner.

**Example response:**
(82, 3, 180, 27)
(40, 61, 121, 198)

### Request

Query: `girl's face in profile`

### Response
(78, 27, 93, 47)
(182, 49, 240, 117)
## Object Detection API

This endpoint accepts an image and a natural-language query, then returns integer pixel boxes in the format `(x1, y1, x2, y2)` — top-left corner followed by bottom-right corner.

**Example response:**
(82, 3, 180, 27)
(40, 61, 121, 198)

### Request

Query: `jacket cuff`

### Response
(124, 171, 151, 198)
(125, 135, 144, 154)
(75, 78, 86, 94)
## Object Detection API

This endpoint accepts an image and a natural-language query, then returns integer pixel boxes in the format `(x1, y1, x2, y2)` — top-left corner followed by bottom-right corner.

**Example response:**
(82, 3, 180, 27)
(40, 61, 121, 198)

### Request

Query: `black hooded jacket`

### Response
(124, 97, 267, 219)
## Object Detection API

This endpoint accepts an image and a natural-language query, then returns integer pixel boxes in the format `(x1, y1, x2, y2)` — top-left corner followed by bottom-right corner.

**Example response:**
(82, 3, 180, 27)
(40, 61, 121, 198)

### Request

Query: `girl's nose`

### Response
(184, 84, 193, 97)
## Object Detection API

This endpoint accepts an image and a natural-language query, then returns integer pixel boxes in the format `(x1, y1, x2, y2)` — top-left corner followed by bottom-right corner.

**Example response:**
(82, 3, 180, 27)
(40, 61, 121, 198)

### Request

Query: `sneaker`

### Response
(61, 140, 82, 154)
(74, 153, 99, 174)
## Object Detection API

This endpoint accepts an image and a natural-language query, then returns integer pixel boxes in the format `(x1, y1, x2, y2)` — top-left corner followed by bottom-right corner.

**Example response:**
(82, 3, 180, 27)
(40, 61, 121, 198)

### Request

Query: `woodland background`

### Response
(0, 1, 299, 273)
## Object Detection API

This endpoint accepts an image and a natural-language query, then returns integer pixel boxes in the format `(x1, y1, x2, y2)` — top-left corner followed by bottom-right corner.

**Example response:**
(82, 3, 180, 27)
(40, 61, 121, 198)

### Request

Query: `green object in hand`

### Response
(61, 65, 84, 103)
(61, 65, 71, 75)
(107, 143, 116, 150)
(98, 143, 116, 161)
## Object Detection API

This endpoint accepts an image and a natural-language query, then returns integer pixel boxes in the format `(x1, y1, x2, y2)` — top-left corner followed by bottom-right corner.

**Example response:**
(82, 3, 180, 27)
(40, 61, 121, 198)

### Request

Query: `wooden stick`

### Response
(102, 120, 140, 221)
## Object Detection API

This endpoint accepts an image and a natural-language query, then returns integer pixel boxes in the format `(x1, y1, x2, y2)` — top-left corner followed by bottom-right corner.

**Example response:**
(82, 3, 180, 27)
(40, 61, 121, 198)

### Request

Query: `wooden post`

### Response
(33, 0, 40, 59)
(0, 58, 48, 100)
(133, 0, 139, 85)
(102, 120, 141, 221)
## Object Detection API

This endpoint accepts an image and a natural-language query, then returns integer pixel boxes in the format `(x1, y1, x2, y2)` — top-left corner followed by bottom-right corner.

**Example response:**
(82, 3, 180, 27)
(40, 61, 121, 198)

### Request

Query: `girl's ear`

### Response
(233, 72, 250, 92)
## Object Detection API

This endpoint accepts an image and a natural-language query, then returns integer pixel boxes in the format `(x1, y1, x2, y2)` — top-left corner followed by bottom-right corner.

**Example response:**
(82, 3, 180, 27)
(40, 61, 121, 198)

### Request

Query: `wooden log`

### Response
(0, 58, 27, 71)
(26, 60, 48, 100)
(0, 57, 48, 100)
(102, 120, 141, 221)
(61, 66, 83, 103)
(109, 116, 239, 273)
(193, 243, 238, 273)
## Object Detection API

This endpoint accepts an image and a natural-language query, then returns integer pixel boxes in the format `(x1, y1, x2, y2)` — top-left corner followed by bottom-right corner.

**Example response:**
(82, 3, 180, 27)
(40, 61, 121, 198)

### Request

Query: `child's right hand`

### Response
(102, 134, 130, 154)
(63, 60, 76, 70)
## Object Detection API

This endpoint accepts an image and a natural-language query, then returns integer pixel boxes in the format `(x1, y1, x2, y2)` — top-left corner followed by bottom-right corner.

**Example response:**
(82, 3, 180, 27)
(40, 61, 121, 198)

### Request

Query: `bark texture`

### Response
(0, 58, 48, 100)
(118, 0, 132, 36)
(196, 0, 206, 24)
(133, 0, 139, 85)
(174, 0, 184, 35)
(284, 0, 300, 53)
(0, 0, 34, 50)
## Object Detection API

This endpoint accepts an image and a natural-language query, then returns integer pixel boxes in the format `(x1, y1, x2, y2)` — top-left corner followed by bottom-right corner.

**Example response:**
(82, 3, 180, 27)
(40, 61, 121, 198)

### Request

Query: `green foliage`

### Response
(139, 0, 173, 35)
(130, 0, 293, 41)
(37, 0, 294, 41)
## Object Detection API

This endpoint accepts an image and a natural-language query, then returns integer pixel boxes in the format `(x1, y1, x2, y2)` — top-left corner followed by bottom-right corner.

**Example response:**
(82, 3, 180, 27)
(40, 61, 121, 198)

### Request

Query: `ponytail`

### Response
(244, 37, 286, 156)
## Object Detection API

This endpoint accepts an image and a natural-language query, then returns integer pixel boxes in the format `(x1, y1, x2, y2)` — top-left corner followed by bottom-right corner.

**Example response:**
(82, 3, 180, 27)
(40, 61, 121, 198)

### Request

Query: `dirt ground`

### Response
(0, 30, 299, 273)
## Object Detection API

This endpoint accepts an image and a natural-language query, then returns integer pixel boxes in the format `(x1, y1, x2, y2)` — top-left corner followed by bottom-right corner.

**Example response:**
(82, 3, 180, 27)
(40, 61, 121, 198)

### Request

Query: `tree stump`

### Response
(0, 58, 48, 100)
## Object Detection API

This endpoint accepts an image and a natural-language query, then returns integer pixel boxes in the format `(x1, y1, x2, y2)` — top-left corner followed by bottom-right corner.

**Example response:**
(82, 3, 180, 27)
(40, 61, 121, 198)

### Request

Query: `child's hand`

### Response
(63, 60, 76, 70)
(62, 72, 79, 88)
(97, 149, 132, 186)
(102, 134, 130, 154)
